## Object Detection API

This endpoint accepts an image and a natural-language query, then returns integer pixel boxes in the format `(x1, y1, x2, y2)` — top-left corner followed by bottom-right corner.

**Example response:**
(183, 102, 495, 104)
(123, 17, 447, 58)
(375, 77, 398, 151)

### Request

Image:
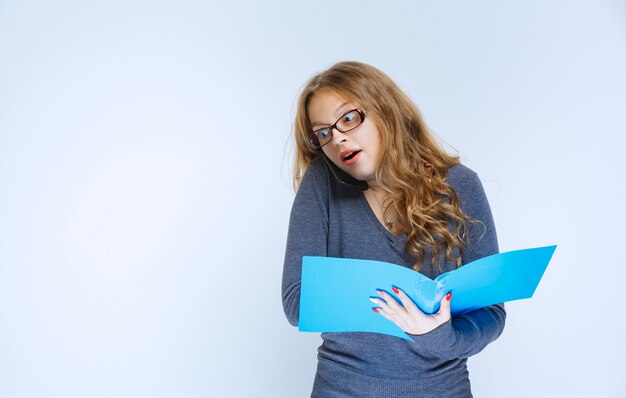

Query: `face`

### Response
(307, 88, 381, 184)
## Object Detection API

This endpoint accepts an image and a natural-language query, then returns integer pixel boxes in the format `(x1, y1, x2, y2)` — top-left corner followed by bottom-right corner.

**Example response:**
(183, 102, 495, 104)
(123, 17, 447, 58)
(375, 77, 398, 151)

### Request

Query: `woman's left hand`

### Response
(370, 287, 452, 336)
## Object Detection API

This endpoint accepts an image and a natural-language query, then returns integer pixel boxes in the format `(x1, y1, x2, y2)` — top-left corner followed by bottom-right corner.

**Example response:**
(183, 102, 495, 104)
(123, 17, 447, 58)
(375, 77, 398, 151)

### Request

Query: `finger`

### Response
(370, 298, 408, 330)
(390, 286, 422, 317)
(369, 295, 396, 316)
(376, 289, 405, 314)
(437, 292, 452, 320)
(372, 304, 402, 324)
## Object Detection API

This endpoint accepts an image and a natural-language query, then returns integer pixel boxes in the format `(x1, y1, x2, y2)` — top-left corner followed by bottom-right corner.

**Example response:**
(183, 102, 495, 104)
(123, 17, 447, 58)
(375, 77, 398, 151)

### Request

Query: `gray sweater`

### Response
(281, 155, 506, 397)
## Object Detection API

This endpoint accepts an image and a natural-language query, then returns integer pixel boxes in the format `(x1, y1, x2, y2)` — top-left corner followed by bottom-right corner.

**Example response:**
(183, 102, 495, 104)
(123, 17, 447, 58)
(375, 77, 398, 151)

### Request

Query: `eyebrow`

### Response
(310, 101, 351, 129)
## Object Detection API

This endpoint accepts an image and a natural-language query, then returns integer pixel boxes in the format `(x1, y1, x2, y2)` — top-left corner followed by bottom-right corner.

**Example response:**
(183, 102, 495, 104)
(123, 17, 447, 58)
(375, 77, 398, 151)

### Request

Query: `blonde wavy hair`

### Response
(293, 61, 479, 271)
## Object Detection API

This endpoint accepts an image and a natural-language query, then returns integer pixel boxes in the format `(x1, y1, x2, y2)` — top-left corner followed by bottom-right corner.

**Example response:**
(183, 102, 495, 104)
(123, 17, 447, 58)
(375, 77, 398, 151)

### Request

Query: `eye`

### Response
(343, 112, 356, 122)
(317, 128, 331, 139)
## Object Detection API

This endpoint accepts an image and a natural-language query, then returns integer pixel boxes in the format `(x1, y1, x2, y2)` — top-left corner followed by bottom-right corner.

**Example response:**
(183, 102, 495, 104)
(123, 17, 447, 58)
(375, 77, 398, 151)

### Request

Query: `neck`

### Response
(366, 188, 396, 231)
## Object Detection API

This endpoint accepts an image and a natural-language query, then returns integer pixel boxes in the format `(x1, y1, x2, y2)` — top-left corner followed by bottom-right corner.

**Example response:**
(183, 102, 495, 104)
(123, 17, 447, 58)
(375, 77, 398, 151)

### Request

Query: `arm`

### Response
(408, 169, 506, 360)
(281, 160, 329, 326)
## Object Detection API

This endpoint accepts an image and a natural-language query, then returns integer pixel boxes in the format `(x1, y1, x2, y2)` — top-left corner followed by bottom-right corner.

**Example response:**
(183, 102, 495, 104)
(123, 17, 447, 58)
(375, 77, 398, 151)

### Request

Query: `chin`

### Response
(347, 168, 374, 182)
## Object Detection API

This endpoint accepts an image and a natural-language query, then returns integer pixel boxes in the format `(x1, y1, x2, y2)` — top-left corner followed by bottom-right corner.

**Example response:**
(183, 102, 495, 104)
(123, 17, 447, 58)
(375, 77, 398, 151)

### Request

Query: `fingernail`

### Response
(392, 286, 400, 294)
(377, 290, 385, 296)
(446, 292, 452, 301)
(372, 308, 380, 313)
(369, 298, 378, 304)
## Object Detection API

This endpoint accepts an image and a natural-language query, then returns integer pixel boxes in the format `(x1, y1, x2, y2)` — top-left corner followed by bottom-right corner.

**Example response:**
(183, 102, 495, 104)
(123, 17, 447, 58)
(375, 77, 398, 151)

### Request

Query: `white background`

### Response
(1, 1, 625, 397)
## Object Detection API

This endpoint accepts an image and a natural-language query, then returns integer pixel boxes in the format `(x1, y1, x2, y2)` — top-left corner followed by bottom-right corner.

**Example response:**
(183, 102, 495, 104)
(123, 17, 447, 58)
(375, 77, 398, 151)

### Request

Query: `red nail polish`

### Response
(446, 292, 452, 301)
(372, 308, 380, 313)
(392, 287, 399, 294)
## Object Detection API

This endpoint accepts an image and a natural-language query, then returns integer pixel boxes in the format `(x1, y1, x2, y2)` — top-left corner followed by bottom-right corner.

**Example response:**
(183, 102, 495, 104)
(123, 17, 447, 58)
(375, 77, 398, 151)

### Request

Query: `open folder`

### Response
(299, 245, 556, 340)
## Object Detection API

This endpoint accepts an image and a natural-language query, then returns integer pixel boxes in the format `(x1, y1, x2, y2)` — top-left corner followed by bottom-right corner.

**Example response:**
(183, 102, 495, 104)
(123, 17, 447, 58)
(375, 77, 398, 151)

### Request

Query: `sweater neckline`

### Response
(358, 192, 407, 242)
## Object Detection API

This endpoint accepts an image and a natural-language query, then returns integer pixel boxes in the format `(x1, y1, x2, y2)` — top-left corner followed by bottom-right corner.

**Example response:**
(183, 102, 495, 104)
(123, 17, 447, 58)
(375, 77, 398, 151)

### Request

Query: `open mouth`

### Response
(342, 150, 361, 161)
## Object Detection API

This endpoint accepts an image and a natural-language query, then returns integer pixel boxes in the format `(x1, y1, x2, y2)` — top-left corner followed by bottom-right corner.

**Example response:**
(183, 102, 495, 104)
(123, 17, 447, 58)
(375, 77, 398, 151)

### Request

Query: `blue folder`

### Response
(299, 245, 556, 340)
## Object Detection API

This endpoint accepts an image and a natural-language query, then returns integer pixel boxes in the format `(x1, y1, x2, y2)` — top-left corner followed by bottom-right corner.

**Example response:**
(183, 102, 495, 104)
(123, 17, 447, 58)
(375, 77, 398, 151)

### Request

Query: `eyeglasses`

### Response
(307, 108, 366, 149)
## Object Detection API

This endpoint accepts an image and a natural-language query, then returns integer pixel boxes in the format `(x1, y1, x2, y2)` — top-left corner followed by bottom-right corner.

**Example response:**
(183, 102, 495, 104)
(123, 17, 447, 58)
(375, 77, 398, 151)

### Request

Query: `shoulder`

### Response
(444, 163, 480, 194)
(309, 154, 328, 174)
(444, 163, 491, 215)
(296, 155, 331, 199)
(301, 155, 330, 185)
(444, 163, 495, 230)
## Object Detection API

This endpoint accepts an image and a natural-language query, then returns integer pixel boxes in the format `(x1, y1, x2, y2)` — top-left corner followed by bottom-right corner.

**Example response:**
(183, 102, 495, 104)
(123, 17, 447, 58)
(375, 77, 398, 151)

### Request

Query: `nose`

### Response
(331, 128, 348, 146)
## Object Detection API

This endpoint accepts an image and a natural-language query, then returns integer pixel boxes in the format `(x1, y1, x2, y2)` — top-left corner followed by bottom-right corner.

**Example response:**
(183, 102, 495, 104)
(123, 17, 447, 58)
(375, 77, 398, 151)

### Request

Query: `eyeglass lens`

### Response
(309, 110, 364, 149)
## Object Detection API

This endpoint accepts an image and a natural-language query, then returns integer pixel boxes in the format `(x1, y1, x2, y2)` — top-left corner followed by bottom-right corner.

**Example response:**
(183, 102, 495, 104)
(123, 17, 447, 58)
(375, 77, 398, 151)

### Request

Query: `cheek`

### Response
(366, 132, 382, 157)
(321, 147, 333, 160)
(321, 147, 344, 169)
(361, 121, 382, 149)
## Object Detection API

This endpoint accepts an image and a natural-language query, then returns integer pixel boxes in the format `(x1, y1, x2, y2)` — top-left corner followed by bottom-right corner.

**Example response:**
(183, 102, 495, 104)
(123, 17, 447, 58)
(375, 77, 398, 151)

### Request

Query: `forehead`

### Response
(307, 88, 354, 126)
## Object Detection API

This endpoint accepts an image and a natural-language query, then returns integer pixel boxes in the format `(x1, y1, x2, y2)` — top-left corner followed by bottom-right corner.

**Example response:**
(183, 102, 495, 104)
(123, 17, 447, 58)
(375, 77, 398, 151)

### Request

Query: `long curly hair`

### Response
(292, 61, 479, 271)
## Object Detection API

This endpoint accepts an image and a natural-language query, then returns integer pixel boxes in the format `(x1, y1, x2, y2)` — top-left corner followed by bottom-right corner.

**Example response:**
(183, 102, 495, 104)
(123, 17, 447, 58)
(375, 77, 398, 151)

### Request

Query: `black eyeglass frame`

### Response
(307, 108, 367, 149)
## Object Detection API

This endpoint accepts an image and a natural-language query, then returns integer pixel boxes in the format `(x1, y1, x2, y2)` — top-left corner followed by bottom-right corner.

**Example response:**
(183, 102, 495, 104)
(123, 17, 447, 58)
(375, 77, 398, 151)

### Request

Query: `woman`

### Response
(281, 61, 505, 397)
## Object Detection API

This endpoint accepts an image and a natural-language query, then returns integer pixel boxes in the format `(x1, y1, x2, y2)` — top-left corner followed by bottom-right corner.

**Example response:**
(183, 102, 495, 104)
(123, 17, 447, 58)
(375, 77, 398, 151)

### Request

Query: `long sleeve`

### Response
(281, 161, 329, 326)
(409, 169, 506, 360)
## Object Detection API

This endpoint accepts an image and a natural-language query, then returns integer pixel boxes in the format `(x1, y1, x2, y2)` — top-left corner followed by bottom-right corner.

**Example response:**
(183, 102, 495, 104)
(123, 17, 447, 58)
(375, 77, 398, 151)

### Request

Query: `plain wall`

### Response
(1, 1, 625, 397)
